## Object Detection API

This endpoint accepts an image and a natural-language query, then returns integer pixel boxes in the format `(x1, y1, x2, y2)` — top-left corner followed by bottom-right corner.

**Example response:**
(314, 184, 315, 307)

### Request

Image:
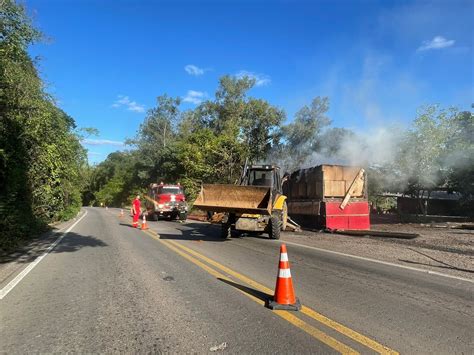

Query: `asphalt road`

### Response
(1, 207, 473, 353)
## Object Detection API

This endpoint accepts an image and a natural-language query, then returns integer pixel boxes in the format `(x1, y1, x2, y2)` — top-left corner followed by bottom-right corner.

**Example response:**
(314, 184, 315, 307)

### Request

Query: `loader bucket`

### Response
(193, 184, 272, 215)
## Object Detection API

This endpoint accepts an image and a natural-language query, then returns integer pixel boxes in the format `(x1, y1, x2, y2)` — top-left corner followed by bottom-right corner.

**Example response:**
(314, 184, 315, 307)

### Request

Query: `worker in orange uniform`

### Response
(131, 195, 141, 228)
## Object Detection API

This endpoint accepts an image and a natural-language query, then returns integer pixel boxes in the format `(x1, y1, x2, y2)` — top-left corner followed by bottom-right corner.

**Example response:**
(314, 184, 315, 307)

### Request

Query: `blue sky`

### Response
(26, 0, 473, 164)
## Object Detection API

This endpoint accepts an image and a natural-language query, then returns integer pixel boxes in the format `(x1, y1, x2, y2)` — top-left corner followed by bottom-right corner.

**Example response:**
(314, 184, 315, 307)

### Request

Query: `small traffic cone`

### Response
(268, 244, 301, 311)
(141, 214, 149, 230)
(119, 209, 124, 218)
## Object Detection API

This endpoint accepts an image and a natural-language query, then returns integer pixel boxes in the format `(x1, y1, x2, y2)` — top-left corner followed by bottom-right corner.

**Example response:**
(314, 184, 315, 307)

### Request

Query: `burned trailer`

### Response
(283, 165, 370, 230)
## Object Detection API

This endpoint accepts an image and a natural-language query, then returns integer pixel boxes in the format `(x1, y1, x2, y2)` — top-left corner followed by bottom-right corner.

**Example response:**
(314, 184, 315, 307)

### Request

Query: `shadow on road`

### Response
(155, 222, 275, 242)
(0, 232, 108, 264)
(218, 278, 272, 306)
(119, 222, 138, 229)
(236, 232, 273, 241)
(156, 222, 229, 242)
(53, 232, 108, 253)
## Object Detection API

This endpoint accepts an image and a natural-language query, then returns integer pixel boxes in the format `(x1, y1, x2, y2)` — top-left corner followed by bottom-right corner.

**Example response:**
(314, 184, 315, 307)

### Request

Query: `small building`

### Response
(396, 191, 469, 216)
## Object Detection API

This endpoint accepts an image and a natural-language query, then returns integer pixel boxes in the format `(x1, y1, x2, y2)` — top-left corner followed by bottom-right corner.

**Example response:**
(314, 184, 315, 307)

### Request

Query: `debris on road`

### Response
(456, 224, 474, 230)
(285, 216, 301, 232)
(210, 342, 227, 352)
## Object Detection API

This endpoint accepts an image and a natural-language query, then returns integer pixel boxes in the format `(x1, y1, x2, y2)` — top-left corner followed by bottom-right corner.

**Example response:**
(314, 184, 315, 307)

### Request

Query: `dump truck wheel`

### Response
(269, 213, 282, 239)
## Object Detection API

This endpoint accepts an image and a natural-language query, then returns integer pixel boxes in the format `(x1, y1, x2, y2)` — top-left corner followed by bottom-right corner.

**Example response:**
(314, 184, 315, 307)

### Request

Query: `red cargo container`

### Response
(283, 165, 370, 230)
(324, 201, 370, 230)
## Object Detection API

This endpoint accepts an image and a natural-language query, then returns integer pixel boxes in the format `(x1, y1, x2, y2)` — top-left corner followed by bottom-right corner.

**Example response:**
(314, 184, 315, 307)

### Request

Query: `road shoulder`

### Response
(0, 209, 87, 289)
(279, 226, 474, 281)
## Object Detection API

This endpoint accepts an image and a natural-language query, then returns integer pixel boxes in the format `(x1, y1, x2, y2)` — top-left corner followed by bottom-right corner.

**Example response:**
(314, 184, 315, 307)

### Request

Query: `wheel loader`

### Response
(193, 164, 288, 239)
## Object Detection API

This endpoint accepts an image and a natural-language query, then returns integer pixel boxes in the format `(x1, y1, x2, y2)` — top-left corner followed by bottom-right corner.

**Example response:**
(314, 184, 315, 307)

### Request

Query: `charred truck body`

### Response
(283, 165, 370, 230)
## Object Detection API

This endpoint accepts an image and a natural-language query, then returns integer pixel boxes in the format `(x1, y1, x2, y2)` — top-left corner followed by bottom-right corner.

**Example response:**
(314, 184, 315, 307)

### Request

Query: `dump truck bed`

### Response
(193, 184, 272, 215)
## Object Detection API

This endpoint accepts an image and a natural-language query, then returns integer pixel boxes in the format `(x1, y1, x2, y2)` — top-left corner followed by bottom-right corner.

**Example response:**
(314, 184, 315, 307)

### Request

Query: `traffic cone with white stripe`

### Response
(141, 214, 149, 230)
(119, 209, 124, 218)
(268, 244, 301, 311)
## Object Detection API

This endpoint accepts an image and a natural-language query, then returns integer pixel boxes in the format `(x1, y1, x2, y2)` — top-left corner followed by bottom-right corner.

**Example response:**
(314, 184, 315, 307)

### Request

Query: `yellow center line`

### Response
(165, 239, 398, 355)
(141, 232, 357, 354)
(166, 239, 275, 294)
(122, 214, 396, 354)
(300, 306, 398, 355)
(273, 310, 358, 355)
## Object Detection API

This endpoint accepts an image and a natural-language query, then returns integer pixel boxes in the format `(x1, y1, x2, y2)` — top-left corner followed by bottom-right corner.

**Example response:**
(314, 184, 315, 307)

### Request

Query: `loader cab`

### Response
(244, 165, 282, 193)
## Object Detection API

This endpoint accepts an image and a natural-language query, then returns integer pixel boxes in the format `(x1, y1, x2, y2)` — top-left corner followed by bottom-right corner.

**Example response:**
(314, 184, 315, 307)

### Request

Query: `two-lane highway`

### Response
(1, 207, 473, 353)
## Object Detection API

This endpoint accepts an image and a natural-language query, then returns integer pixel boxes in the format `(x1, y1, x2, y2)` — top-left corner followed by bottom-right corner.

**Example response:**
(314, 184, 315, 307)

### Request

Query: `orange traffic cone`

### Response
(141, 214, 149, 230)
(268, 244, 301, 311)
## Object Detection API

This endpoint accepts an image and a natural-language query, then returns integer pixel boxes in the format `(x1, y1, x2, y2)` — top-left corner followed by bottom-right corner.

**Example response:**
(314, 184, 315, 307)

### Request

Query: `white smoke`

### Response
(302, 126, 404, 168)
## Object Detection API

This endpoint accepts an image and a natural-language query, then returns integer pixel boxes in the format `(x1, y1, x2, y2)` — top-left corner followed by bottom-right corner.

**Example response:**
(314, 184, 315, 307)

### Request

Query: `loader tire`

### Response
(269, 212, 282, 240)
(221, 213, 234, 239)
(282, 202, 288, 231)
(221, 222, 232, 239)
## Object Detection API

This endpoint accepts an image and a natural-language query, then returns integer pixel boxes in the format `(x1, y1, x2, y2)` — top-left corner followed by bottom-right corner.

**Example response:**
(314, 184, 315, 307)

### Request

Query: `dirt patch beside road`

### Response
(281, 223, 474, 281)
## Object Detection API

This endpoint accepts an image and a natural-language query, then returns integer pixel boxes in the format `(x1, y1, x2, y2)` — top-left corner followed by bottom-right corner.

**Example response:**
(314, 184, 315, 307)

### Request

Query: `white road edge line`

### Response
(0, 210, 89, 300)
(281, 240, 474, 284)
(171, 220, 473, 284)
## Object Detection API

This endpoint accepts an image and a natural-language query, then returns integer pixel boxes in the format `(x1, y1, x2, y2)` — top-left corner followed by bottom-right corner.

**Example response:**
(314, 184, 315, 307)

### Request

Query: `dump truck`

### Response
(282, 165, 370, 230)
(193, 164, 288, 239)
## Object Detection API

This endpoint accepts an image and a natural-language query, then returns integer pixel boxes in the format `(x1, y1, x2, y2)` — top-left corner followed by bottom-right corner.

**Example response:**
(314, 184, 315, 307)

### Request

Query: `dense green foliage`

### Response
(88, 77, 286, 204)
(0, 0, 86, 250)
(380, 106, 473, 199)
(88, 79, 473, 213)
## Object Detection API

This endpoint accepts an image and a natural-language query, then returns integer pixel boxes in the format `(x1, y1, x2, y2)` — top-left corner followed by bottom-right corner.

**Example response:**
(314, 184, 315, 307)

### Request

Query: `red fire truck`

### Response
(146, 182, 188, 221)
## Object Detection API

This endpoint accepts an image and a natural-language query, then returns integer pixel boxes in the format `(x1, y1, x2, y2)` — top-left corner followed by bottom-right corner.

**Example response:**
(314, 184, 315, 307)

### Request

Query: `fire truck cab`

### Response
(146, 182, 187, 221)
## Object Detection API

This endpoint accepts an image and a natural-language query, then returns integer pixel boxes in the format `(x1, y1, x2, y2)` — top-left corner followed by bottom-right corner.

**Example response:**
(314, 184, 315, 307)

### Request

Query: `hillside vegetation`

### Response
(85, 83, 473, 212)
(0, 0, 86, 250)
